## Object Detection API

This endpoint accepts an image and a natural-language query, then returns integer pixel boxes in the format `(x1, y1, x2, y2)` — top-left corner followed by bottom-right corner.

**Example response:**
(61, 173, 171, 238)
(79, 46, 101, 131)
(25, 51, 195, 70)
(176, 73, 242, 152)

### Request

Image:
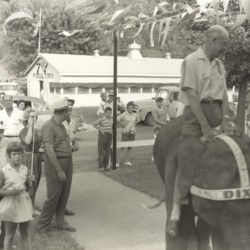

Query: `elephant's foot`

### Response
(167, 220, 179, 238)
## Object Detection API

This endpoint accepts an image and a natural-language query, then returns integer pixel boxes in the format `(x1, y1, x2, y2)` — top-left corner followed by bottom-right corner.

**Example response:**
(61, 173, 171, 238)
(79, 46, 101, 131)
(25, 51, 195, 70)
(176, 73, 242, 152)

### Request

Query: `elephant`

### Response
(153, 116, 250, 250)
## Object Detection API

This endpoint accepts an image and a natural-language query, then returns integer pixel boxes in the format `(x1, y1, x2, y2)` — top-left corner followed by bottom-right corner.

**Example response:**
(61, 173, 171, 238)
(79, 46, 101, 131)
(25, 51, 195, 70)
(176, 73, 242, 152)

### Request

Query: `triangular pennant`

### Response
(3, 12, 33, 34)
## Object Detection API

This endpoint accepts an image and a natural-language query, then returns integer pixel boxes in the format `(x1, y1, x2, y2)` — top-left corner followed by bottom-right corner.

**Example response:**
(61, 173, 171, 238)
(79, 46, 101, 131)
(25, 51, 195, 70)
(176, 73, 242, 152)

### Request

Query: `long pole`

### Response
(112, 30, 118, 170)
(38, 9, 42, 55)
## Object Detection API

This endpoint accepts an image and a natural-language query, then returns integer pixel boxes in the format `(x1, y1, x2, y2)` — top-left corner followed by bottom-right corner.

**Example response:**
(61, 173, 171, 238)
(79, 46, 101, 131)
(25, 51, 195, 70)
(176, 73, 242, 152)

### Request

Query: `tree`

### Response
(0, 0, 111, 76)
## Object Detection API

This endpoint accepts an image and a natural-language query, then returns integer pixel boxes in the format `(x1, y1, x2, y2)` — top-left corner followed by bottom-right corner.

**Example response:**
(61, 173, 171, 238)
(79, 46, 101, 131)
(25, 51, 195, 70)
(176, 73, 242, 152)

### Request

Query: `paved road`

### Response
(36, 172, 166, 250)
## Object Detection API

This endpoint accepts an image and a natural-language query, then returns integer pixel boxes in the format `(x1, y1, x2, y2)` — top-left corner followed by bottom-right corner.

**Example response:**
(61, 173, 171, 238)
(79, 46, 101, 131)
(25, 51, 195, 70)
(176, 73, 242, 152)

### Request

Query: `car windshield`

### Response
(0, 85, 17, 91)
(156, 90, 169, 99)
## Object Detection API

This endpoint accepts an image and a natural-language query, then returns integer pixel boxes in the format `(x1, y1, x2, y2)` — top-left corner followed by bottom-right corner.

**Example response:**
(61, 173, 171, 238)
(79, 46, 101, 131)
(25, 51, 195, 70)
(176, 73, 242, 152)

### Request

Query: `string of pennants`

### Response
(2, 0, 250, 48)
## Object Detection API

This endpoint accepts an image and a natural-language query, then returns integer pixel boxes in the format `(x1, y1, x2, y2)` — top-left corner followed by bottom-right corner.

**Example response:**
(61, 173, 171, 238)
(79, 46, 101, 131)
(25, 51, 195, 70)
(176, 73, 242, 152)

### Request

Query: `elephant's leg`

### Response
(196, 217, 211, 250)
(166, 204, 197, 250)
(210, 225, 228, 250)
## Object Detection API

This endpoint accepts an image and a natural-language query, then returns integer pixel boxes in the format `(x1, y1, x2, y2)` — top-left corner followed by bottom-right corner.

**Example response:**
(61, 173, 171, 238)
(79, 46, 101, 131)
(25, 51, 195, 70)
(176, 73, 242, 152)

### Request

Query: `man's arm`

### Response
(44, 142, 66, 181)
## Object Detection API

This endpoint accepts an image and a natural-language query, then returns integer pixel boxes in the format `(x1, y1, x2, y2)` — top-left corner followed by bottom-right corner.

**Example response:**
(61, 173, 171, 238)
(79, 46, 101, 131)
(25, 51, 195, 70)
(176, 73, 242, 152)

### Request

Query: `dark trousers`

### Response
(36, 156, 73, 230)
(98, 132, 112, 169)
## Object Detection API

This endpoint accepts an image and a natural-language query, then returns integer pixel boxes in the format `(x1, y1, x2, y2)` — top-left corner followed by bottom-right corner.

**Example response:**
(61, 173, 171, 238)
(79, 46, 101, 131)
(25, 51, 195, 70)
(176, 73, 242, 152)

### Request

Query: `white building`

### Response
(25, 43, 183, 106)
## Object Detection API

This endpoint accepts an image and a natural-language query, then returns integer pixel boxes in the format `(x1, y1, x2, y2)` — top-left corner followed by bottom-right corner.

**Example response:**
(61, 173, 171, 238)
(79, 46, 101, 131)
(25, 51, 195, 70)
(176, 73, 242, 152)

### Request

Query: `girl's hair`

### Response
(6, 141, 24, 157)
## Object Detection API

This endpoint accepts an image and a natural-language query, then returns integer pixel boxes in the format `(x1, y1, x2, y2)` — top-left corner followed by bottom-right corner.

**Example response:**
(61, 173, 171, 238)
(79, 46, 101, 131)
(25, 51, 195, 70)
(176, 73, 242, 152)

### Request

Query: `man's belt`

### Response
(4, 135, 19, 138)
(201, 99, 222, 105)
(56, 156, 70, 159)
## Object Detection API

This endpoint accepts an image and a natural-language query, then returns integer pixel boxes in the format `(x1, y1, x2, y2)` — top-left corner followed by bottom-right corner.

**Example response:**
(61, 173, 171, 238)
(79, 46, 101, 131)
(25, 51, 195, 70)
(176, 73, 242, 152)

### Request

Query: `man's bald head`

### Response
(206, 25, 229, 40)
(204, 25, 229, 59)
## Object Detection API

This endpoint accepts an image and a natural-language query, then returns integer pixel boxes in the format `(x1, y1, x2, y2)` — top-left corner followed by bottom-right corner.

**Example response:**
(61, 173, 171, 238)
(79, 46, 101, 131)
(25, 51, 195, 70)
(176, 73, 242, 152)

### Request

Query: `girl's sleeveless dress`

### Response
(0, 164, 33, 223)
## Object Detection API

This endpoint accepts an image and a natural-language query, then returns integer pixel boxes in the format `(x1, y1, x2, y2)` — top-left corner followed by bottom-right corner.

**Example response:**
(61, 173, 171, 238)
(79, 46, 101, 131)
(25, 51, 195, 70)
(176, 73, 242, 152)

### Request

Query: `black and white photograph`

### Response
(0, 0, 249, 249)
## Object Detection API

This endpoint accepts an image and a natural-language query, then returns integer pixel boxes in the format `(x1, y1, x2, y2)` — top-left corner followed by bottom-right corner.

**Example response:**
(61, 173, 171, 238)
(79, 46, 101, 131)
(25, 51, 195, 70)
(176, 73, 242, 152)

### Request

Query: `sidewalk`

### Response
(35, 172, 166, 250)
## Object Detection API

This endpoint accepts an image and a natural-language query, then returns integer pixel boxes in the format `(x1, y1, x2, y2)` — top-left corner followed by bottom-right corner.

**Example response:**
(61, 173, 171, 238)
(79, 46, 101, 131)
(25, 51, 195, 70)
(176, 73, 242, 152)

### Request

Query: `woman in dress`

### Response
(19, 109, 41, 206)
(0, 141, 33, 250)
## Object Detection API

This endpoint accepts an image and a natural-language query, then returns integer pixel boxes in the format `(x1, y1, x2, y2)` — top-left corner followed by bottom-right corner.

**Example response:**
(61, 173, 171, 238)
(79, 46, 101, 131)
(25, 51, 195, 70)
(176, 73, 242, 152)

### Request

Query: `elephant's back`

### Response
(153, 116, 183, 182)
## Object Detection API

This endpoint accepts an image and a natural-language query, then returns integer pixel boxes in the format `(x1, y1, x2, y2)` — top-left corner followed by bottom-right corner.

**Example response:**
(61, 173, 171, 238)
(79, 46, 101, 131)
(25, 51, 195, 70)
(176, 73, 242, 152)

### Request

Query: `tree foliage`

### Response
(0, 0, 111, 76)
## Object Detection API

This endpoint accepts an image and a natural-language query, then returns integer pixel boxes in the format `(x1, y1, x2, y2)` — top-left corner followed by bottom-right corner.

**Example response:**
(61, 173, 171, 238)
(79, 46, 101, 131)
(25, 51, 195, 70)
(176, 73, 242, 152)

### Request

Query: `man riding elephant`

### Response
(167, 25, 236, 238)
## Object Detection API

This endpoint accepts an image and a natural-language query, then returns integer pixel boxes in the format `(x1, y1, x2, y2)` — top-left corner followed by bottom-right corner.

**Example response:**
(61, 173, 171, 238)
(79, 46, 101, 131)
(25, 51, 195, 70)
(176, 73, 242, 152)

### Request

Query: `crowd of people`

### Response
(0, 94, 78, 249)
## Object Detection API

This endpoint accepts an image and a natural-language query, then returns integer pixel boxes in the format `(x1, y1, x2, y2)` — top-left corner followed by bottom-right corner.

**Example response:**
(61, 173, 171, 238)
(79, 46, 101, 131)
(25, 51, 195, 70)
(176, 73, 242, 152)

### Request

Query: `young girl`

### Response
(0, 141, 33, 250)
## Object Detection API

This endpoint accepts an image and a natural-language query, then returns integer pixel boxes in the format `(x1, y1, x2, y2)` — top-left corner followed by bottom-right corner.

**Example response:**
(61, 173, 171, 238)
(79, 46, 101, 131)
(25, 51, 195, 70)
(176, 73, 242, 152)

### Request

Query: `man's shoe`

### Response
(167, 220, 179, 238)
(57, 224, 76, 232)
(65, 209, 75, 216)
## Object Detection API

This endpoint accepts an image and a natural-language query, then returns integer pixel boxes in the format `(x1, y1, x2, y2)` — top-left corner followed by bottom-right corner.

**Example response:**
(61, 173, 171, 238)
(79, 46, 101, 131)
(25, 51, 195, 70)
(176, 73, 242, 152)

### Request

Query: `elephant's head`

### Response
(192, 135, 250, 250)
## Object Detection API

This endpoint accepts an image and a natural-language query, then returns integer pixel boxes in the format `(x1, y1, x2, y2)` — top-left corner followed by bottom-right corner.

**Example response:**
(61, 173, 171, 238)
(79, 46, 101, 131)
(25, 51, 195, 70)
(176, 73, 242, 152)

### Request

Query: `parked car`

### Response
(134, 85, 180, 126)
(13, 96, 84, 132)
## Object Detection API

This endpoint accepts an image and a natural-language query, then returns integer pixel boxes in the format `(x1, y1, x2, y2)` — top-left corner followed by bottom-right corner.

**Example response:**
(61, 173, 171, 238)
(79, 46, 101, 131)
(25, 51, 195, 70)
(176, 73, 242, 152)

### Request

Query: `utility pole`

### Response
(38, 9, 42, 55)
(112, 30, 118, 170)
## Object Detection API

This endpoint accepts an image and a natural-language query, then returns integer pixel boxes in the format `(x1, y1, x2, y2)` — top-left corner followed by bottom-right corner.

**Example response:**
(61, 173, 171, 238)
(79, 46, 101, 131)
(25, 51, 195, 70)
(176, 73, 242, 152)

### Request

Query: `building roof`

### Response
(25, 53, 183, 77)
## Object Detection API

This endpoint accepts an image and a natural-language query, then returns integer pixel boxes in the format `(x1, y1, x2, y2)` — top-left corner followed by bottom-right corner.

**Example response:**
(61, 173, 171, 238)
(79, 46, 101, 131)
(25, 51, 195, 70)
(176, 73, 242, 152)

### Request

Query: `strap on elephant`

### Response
(190, 134, 250, 201)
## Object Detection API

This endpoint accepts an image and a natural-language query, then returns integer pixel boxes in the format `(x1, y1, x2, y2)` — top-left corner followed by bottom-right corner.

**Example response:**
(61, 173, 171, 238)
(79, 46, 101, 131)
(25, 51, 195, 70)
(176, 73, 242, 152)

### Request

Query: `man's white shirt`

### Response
(0, 108, 23, 136)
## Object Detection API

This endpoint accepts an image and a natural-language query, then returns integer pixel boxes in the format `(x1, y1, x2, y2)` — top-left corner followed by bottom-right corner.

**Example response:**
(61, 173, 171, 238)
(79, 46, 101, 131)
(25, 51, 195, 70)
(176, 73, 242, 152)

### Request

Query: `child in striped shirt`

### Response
(93, 107, 113, 171)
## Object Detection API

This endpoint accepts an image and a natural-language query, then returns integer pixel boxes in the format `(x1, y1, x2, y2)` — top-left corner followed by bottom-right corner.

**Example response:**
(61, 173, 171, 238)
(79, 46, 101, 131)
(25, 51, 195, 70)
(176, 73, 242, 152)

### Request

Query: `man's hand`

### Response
(57, 171, 66, 182)
(99, 128, 104, 135)
(201, 124, 214, 143)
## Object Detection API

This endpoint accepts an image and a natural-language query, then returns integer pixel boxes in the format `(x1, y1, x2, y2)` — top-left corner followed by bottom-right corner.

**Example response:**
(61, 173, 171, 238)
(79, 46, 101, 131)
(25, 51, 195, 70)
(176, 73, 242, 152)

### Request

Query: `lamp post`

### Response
(112, 30, 118, 170)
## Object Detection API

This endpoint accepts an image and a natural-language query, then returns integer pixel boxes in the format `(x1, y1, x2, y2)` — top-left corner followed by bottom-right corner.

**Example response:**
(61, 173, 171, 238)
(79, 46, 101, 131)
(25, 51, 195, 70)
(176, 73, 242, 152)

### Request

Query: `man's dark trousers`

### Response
(36, 156, 73, 230)
(98, 132, 112, 169)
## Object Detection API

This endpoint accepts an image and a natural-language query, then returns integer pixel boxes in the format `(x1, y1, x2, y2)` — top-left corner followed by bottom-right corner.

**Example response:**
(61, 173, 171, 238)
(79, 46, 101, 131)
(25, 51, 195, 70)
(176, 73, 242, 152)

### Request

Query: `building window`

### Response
(63, 87, 76, 95)
(105, 88, 113, 94)
(142, 87, 152, 93)
(91, 88, 102, 94)
(118, 87, 129, 94)
(153, 88, 158, 93)
(78, 87, 90, 94)
(50, 86, 60, 94)
(130, 87, 141, 93)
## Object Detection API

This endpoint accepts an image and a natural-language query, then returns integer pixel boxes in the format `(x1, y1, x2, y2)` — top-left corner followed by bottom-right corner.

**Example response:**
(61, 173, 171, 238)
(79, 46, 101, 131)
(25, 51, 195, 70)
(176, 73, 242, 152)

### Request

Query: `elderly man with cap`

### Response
(0, 95, 23, 143)
(36, 98, 76, 233)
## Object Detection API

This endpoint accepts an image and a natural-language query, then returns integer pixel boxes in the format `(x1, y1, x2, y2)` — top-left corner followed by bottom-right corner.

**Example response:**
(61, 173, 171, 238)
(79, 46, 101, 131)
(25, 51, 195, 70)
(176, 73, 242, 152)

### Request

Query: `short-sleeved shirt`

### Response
(63, 118, 77, 143)
(0, 108, 23, 136)
(19, 127, 41, 153)
(42, 117, 71, 158)
(97, 100, 106, 116)
(117, 111, 139, 134)
(179, 47, 226, 105)
(93, 116, 113, 134)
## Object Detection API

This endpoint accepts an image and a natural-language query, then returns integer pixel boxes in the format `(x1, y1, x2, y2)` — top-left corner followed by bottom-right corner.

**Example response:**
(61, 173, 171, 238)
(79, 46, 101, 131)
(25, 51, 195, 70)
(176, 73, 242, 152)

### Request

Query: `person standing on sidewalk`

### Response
(152, 97, 168, 138)
(93, 107, 113, 171)
(63, 98, 78, 216)
(36, 99, 76, 233)
(116, 101, 140, 167)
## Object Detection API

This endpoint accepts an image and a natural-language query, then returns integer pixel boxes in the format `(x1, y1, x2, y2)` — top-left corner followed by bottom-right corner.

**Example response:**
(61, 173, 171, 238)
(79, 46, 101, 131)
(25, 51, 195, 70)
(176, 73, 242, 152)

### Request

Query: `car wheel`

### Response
(145, 112, 153, 126)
